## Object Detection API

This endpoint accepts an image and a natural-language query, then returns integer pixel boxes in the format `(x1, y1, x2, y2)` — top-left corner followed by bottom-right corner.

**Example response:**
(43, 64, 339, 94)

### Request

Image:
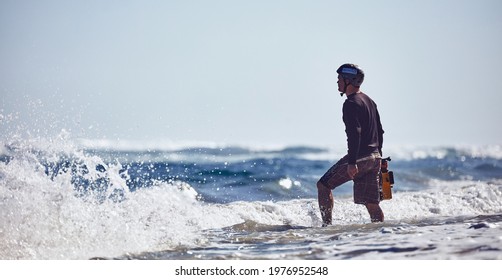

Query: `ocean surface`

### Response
(1, 136, 502, 260)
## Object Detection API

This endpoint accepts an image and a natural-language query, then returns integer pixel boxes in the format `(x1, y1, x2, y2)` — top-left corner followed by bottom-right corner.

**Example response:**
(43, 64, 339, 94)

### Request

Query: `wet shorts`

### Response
(319, 153, 381, 204)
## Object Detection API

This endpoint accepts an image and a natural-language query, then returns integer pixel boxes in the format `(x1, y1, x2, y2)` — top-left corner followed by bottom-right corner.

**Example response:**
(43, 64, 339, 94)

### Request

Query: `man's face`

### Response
(337, 75, 345, 92)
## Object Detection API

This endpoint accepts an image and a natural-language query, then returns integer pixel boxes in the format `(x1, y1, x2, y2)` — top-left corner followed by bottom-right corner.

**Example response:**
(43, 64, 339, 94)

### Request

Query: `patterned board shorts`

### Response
(319, 152, 381, 205)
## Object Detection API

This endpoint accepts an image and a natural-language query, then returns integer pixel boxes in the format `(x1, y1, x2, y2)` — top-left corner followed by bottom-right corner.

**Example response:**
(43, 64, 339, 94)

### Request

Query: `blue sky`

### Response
(1, 0, 501, 147)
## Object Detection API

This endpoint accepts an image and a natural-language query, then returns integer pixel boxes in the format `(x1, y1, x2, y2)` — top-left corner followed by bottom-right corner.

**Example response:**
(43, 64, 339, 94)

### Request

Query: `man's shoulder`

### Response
(358, 91, 371, 100)
(345, 92, 367, 105)
(357, 92, 377, 105)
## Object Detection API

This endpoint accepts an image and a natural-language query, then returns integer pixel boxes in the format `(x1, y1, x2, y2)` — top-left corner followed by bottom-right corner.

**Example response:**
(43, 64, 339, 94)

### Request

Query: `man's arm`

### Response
(343, 101, 361, 165)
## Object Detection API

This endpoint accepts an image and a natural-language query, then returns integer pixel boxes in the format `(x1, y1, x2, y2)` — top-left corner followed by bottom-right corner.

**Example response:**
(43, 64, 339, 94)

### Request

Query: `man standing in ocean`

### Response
(317, 63, 385, 226)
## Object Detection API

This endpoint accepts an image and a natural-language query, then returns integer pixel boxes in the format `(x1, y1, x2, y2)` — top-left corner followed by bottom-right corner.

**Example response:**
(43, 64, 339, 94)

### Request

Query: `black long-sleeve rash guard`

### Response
(342, 92, 384, 164)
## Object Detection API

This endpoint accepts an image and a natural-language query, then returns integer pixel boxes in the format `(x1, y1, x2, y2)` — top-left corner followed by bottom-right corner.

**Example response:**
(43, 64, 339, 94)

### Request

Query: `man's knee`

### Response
(365, 203, 380, 211)
(317, 180, 328, 191)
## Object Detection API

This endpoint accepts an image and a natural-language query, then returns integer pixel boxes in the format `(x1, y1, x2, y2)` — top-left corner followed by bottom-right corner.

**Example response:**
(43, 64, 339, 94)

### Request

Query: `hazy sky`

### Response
(1, 0, 501, 147)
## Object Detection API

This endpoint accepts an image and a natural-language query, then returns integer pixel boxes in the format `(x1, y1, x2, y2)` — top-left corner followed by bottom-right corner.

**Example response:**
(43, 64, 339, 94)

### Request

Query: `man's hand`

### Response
(347, 164, 359, 179)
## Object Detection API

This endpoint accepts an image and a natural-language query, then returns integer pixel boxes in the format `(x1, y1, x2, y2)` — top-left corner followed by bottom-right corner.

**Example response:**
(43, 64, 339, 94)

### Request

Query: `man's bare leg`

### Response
(365, 203, 384, 222)
(317, 181, 334, 226)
